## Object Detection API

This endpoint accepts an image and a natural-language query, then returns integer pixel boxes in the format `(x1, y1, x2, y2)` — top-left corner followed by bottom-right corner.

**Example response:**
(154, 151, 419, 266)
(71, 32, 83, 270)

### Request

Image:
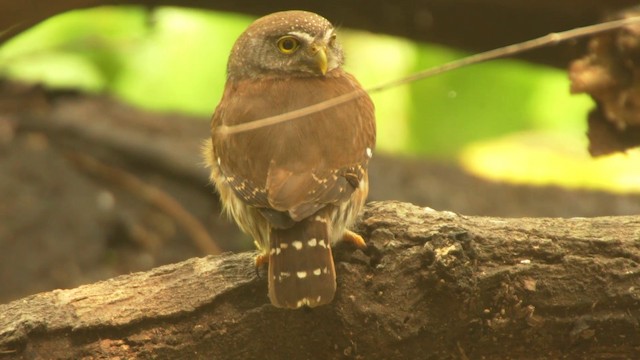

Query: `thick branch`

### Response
(1, 201, 639, 359)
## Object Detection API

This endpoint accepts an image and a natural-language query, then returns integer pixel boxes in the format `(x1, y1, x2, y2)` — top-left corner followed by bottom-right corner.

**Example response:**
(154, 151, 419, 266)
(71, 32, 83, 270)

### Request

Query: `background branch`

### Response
(1, 0, 638, 67)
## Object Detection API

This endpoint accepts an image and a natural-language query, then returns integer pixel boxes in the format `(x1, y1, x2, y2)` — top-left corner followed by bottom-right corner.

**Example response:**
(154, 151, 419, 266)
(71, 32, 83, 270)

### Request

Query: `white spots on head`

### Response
(313, 268, 322, 276)
(308, 238, 317, 247)
(318, 239, 327, 248)
(316, 295, 322, 303)
(366, 147, 373, 158)
(280, 243, 289, 249)
(270, 248, 275, 256)
(322, 267, 329, 274)
(216, 157, 221, 166)
(292, 241, 303, 250)
(296, 271, 308, 279)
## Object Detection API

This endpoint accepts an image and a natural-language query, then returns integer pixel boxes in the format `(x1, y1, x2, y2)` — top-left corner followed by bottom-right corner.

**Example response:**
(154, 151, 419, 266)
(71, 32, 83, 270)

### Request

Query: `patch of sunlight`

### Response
(0, 6, 148, 91)
(341, 30, 416, 153)
(0, 51, 104, 91)
(459, 131, 640, 193)
(408, 46, 585, 158)
(113, 8, 252, 116)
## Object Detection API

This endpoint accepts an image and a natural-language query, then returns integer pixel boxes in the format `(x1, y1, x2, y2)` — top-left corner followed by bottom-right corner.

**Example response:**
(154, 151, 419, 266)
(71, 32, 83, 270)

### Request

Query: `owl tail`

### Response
(267, 216, 336, 309)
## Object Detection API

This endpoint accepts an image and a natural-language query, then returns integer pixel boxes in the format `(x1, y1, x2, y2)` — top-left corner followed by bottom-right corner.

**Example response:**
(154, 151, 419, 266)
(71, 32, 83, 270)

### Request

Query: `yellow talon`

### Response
(342, 230, 367, 249)
(255, 253, 269, 268)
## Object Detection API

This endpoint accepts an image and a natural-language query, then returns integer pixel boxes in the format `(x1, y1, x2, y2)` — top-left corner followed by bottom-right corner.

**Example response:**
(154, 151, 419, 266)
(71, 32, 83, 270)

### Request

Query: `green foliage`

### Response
(112, 8, 251, 115)
(0, 7, 149, 91)
(0, 6, 251, 115)
(408, 45, 591, 158)
(2, 6, 637, 192)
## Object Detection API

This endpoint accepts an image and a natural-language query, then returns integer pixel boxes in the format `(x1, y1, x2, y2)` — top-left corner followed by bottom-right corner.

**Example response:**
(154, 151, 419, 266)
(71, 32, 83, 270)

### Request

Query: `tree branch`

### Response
(2, 201, 638, 359)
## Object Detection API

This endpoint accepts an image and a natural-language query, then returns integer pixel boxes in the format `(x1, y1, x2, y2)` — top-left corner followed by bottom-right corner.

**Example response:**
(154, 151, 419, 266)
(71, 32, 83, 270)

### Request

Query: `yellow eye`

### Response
(329, 33, 337, 46)
(276, 36, 300, 54)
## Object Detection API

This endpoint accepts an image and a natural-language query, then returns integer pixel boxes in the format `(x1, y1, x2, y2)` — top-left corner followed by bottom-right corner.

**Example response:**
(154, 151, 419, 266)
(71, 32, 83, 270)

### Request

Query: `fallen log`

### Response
(1, 201, 638, 359)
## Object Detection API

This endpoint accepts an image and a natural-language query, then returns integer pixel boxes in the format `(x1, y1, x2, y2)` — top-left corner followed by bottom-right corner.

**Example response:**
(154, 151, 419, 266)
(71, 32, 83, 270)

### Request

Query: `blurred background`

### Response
(1, 5, 639, 303)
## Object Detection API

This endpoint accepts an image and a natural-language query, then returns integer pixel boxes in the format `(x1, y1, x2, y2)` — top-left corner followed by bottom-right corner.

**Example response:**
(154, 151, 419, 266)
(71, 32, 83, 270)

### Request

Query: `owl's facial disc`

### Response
(228, 11, 344, 78)
(278, 29, 339, 76)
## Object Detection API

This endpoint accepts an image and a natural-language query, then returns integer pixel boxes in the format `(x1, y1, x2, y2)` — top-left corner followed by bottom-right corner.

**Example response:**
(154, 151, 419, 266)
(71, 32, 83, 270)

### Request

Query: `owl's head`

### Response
(227, 11, 344, 79)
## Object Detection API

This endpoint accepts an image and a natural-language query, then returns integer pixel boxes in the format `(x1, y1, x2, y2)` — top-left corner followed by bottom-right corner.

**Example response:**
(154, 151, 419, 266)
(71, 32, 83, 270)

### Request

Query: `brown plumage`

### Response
(203, 10, 376, 309)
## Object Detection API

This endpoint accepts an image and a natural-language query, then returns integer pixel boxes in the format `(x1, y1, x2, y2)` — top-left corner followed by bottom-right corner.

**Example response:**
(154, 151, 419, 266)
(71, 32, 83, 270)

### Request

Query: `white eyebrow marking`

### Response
(287, 31, 315, 43)
(323, 29, 335, 43)
(292, 241, 303, 250)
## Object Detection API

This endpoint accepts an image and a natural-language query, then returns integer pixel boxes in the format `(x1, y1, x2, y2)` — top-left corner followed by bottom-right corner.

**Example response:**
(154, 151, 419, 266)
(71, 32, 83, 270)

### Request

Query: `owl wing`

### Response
(212, 72, 375, 227)
(264, 162, 367, 222)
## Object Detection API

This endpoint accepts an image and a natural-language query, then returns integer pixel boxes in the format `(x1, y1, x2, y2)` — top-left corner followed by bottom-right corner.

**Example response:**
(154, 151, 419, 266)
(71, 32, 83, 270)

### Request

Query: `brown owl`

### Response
(203, 10, 376, 309)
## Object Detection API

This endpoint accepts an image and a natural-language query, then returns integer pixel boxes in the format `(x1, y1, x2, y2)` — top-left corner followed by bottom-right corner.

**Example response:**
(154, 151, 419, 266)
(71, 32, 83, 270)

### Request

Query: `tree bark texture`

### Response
(1, 201, 639, 359)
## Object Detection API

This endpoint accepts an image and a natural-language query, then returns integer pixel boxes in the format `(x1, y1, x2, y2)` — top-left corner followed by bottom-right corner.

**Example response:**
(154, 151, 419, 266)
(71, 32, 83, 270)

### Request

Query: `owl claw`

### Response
(342, 230, 367, 249)
(255, 253, 269, 278)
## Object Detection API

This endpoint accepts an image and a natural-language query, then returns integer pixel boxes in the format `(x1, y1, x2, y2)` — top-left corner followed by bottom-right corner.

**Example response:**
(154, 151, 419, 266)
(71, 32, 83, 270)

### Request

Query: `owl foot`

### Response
(342, 230, 367, 249)
(255, 253, 269, 268)
(254, 253, 269, 278)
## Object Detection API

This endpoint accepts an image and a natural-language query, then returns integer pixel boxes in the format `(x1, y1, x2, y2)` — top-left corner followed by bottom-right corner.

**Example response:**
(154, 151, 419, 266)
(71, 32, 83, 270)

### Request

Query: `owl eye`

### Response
(329, 33, 337, 46)
(276, 36, 300, 54)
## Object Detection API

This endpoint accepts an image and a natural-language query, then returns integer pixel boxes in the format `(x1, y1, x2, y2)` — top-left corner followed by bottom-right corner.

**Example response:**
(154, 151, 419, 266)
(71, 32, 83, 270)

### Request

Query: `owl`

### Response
(204, 10, 376, 309)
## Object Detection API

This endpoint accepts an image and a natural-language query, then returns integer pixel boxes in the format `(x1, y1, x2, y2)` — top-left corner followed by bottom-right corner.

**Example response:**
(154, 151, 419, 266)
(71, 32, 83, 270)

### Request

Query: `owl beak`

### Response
(311, 44, 328, 75)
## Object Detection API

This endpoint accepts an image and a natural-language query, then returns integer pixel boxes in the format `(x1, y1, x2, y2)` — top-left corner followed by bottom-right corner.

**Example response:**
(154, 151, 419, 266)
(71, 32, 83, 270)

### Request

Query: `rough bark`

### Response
(1, 201, 639, 359)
